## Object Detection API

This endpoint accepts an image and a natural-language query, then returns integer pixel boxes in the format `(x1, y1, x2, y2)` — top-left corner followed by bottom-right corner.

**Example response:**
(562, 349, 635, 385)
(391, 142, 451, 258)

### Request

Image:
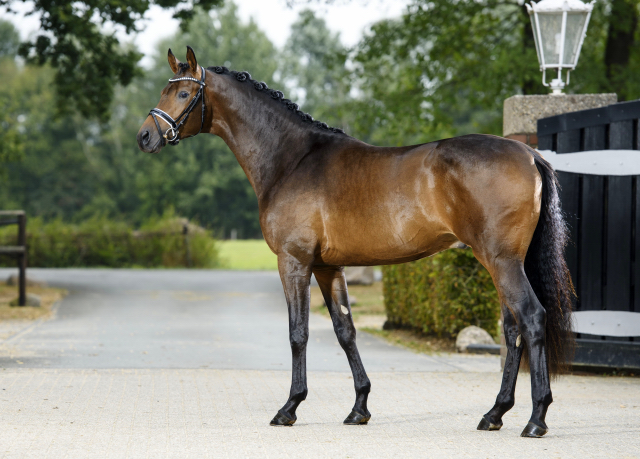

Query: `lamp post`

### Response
(526, 0, 595, 95)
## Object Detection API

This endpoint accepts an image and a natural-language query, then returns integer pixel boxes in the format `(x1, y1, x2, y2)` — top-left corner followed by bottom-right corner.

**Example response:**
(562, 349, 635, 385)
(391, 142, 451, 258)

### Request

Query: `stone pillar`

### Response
(503, 94, 617, 148)
(500, 93, 617, 369)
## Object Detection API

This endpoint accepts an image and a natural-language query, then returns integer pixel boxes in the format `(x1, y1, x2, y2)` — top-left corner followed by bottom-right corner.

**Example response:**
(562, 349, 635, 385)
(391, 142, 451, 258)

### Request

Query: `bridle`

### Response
(149, 65, 207, 146)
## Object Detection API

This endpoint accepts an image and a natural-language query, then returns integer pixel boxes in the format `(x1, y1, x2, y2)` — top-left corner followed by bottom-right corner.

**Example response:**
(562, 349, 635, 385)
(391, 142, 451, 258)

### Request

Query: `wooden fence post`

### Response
(183, 223, 192, 268)
(0, 210, 28, 306)
(17, 213, 26, 306)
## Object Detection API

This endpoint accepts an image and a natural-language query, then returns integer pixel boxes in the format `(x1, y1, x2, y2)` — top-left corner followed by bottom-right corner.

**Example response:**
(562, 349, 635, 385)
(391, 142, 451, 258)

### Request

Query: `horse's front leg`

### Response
(314, 266, 371, 425)
(270, 252, 313, 426)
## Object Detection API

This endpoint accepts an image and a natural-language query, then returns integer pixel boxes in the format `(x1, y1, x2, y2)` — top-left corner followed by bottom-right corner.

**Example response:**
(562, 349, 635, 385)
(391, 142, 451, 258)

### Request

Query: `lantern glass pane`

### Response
(536, 12, 563, 66)
(529, 14, 543, 64)
(563, 11, 588, 66)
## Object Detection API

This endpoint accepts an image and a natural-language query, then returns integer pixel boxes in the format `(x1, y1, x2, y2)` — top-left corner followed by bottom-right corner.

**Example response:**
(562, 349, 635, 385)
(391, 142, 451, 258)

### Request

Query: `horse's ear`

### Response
(186, 46, 201, 79)
(168, 48, 180, 74)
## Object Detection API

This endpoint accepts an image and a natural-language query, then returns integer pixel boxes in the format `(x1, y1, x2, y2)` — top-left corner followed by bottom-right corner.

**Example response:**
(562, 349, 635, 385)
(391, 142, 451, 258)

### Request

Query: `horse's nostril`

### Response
(141, 130, 151, 145)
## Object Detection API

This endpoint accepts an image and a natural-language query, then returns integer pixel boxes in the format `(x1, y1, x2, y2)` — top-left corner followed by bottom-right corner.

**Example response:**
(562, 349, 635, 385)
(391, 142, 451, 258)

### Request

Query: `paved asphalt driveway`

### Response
(0, 269, 496, 372)
(0, 268, 637, 459)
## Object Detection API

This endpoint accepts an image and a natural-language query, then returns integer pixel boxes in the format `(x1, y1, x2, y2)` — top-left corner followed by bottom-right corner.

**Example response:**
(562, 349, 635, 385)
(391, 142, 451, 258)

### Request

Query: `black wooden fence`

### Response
(538, 100, 640, 370)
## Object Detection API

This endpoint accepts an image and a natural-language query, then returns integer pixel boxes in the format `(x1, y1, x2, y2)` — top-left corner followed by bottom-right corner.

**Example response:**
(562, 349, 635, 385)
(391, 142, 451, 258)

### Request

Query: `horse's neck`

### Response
(206, 79, 325, 201)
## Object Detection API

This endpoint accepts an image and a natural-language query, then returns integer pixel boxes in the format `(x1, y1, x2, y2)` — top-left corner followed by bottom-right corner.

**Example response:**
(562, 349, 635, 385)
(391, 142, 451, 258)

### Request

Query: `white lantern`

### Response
(526, 0, 595, 95)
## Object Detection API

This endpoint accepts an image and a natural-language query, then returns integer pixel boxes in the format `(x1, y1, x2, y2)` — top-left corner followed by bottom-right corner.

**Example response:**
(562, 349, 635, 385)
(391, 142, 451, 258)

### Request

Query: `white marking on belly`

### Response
(449, 242, 468, 249)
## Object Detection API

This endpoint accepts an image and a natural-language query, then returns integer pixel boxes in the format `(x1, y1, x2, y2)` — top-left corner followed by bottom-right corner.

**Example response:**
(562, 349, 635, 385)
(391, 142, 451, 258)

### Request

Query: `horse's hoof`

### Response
(520, 421, 548, 438)
(270, 410, 296, 426)
(477, 416, 502, 431)
(343, 410, 371, 425)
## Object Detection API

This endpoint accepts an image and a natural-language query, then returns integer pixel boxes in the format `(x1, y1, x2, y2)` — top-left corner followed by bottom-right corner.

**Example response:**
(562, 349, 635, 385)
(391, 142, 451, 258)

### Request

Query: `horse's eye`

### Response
(179, 91, 189, 99)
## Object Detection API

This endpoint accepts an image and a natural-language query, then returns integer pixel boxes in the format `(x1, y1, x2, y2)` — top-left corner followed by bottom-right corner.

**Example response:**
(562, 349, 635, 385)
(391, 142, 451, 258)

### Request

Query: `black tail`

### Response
(523, 149, 576, 377)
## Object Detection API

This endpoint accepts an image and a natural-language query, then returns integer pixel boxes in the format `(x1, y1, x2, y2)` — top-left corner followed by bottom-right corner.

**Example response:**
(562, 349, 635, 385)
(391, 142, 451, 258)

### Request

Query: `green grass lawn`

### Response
(217, 239, 278, 270)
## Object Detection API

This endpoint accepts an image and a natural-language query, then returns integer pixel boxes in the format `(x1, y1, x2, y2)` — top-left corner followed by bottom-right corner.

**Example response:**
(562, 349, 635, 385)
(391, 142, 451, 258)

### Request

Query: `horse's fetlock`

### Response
(356, 380, 371, 395)
(532, 390, 552, 408)
(290, 389, 308, 403)
(498, 397, 515, 412)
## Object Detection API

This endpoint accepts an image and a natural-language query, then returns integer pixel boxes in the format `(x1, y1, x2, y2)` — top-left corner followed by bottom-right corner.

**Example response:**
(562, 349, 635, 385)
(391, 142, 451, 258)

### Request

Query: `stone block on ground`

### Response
(6, 275, 47, 288)
(10, 294, 41, 307)
(344, 266, 374, 285)
(456, 325, 495, 353)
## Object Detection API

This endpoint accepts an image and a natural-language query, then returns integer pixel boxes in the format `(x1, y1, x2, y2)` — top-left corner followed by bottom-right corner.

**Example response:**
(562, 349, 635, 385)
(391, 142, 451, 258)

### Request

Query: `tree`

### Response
(280, 9, 352, 130)
(603, 0, 640, 98)
(0, 3, 282, 237)
(0, 20, 24, 170)
(0, 0, 223, 120)
(303, 0, 640, 145)
(0, 62, 100, 217)
(74, 3, 280, 237)
(0, 18, 19, 57)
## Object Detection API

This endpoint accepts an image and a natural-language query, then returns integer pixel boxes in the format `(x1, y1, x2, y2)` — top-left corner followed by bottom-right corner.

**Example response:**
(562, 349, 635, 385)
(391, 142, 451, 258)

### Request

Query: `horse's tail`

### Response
(523, 149, 576, 377)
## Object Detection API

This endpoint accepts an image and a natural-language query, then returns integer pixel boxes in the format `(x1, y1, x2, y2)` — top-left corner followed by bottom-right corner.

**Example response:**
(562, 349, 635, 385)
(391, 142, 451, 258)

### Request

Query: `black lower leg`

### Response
(479, 259, 555, 438)
(521, 341, 553, 437)
(271, 256, 312, 426)
(315, 267, 372, 425)
(342, 342, 371, 424)
(478, 309, 523, 431)
(271, 346, 308, 426)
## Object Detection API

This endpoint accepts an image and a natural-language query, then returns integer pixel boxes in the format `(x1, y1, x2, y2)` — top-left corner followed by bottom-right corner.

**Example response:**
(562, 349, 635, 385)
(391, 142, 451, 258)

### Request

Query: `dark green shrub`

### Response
(0, 215, 219, 268)
(382, 249, 500, 338)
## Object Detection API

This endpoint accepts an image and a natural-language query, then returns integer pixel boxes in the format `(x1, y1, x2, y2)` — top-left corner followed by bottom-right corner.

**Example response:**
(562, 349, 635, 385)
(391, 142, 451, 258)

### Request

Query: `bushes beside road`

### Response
(0, 215, 219, 268)
(382, 249, 500, 338)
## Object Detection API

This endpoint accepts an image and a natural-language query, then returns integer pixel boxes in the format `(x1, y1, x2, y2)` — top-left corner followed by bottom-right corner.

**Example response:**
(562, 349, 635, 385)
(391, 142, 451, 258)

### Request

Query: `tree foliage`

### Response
(0, 20, 23, 170)
(0, 0, 223, 120)
(2, 1, 640, 240)
(348, 0, 640, 144)
(0, 4, 279, 238)
(280, 10, 352, 129)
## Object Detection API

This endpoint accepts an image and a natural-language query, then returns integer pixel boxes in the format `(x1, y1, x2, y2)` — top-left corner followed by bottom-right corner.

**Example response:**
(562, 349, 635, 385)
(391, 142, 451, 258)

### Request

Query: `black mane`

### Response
(205, 65, 346, 135)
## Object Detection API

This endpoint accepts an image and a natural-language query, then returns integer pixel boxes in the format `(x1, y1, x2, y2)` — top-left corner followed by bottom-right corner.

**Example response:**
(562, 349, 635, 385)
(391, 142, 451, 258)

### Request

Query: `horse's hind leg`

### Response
(477, 303, 523, 431)
(270, 253, 313, 426)
(479, 258, 552, 437)
(314, 266, 371, 425)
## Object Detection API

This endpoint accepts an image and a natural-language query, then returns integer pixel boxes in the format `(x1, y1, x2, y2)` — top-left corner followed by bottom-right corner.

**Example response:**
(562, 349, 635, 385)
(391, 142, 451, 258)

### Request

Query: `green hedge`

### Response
(0, 215, 219, 268)
(382, 249, 500, 338)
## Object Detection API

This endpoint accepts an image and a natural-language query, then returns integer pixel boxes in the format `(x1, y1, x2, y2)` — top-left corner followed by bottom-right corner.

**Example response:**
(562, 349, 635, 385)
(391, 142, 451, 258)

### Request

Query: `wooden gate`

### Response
(537, 100, 640, 369)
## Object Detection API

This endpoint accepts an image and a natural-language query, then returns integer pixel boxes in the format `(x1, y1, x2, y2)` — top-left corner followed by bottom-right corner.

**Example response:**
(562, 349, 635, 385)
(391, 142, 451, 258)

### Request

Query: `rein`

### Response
(149, 66, 207, 146)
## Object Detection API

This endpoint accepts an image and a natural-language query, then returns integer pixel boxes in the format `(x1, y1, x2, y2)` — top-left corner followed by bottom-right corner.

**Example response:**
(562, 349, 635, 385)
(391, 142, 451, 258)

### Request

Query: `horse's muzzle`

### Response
(137, 128, 163, 154)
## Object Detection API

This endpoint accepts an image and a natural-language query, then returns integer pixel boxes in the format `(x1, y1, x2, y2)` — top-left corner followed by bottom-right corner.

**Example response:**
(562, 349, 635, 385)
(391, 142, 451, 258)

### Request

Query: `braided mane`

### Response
(202, 65, 346, 135)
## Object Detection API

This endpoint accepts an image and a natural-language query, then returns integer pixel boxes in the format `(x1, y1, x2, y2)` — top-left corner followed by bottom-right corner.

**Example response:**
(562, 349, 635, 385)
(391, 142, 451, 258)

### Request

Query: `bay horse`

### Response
(137, 47, 574, 438)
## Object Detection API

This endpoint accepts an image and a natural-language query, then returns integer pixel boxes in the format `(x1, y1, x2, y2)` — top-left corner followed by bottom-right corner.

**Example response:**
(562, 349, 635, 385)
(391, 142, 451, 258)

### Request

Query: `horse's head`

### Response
(137, 46, 207, 153)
